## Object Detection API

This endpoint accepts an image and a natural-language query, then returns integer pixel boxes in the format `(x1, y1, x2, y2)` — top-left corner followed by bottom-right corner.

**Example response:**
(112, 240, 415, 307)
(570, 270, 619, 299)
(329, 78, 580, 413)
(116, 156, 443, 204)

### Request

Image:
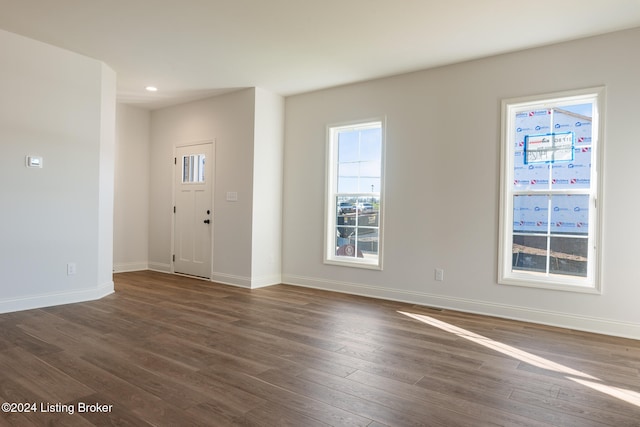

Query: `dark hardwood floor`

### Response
(1, 271, 639, 426)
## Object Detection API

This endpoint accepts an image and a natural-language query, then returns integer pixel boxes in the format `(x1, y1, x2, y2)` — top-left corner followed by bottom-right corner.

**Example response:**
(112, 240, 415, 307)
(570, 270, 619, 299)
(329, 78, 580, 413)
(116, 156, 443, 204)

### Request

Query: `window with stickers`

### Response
(499, 88, 604, 292)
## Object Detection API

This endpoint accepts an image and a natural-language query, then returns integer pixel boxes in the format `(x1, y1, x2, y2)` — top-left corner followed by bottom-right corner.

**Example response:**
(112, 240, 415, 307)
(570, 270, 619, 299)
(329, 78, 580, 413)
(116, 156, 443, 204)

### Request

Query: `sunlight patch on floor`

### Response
(569, 377, 640, 407)
(398, 311, 640, 408)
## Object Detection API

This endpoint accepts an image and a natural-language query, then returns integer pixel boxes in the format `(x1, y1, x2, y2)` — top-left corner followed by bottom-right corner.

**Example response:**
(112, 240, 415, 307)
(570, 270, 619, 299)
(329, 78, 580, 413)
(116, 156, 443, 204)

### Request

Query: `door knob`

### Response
(203, 219, 210, 224)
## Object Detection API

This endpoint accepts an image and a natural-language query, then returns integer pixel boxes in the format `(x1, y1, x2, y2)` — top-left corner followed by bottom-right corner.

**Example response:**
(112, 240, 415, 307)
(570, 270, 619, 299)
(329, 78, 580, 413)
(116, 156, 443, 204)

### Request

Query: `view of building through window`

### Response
(512, 104, 592, 277)
(501, 88, 602, 291)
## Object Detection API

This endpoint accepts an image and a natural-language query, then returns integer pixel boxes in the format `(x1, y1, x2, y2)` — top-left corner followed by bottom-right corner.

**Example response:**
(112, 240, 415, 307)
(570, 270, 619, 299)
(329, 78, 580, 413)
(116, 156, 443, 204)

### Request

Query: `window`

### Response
(325, 120, 385, 269)
(182, 154, 206, 183)
(499, 88, 604, 292)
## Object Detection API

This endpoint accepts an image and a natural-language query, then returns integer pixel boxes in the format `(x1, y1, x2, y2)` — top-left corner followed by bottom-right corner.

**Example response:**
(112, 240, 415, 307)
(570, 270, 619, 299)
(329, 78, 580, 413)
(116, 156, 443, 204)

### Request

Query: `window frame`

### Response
(324, 118, 386, 270)
(498, 87, 605, 293)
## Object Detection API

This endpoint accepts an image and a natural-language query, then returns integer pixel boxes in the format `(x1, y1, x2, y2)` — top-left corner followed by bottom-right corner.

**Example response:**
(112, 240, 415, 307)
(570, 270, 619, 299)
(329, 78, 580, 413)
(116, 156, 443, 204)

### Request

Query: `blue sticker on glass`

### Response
(524, 132, 574, 165)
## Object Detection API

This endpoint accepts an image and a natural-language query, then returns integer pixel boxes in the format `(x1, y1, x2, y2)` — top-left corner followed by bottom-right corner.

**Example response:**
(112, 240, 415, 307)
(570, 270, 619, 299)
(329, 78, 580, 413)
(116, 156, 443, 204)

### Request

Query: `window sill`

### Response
(324, 257, 382, 270)
(499, 274, 601, 294)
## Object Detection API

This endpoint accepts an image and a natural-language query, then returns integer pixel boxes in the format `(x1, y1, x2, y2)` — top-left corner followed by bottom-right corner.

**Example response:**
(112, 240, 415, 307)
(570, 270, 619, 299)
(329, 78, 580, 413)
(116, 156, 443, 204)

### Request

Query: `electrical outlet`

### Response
(435, 268, 444, 281)
(67, 263, 77, 276)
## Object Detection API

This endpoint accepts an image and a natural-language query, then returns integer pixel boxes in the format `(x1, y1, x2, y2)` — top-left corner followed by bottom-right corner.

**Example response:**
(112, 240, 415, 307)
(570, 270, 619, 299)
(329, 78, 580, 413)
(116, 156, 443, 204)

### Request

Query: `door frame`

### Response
(171, 140, 215, 280)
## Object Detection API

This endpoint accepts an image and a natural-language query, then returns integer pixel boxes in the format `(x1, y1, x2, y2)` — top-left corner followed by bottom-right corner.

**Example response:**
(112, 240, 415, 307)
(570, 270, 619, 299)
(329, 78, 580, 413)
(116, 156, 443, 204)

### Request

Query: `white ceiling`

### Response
(1, 0, 640, 110)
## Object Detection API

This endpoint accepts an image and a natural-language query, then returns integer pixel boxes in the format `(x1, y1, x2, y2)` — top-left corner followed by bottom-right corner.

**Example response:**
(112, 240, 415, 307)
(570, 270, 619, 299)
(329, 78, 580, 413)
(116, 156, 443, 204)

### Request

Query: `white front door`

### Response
(174, 143, 213, 278)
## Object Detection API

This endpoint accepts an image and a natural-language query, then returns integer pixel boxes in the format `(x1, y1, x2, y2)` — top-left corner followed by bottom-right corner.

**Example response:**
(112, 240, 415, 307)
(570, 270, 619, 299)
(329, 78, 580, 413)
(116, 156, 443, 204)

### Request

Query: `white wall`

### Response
(149, 88, 284, 288)
(149, 89, 257, 285)
(114, 104, 150, 272)
(251, 88, 285, 287)
(131, 87, 285, 288)
(98, 63, 117, 289)
(0, 29, 115, 312)
(283, 27, 640, 339)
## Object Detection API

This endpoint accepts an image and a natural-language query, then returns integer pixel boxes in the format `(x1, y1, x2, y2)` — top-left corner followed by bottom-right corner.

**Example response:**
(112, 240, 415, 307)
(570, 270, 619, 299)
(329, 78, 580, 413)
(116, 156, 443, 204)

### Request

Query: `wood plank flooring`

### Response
(1, 270, 639, 426)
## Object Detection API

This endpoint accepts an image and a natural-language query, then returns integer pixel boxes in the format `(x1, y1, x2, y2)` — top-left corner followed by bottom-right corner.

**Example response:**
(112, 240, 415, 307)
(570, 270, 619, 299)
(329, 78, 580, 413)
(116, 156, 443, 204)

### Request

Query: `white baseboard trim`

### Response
(113, 262, 148, 273)
(250, 274, 282, 289)
(148, 262, 171, 273)
(211, 272, 252, 288)
(119, 267, 277, 290)
(282, 274, 640, 341)
(0, 281, 114, 314)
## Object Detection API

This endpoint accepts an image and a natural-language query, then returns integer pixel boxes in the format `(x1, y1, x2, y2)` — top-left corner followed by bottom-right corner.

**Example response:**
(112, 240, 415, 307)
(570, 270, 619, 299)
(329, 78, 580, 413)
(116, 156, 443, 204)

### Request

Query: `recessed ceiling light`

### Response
(145, 86, 158, 92)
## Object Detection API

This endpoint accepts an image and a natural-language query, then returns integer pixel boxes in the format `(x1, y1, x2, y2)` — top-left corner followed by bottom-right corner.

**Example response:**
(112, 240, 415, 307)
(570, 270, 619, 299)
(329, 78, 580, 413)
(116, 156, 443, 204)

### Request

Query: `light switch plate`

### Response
(26, 155, 43, 168)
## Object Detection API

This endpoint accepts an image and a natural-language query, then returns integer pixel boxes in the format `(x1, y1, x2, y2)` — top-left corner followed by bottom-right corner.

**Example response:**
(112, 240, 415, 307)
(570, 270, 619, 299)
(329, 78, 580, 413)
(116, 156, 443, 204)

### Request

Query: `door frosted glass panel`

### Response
(182, 154, 206, 183)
